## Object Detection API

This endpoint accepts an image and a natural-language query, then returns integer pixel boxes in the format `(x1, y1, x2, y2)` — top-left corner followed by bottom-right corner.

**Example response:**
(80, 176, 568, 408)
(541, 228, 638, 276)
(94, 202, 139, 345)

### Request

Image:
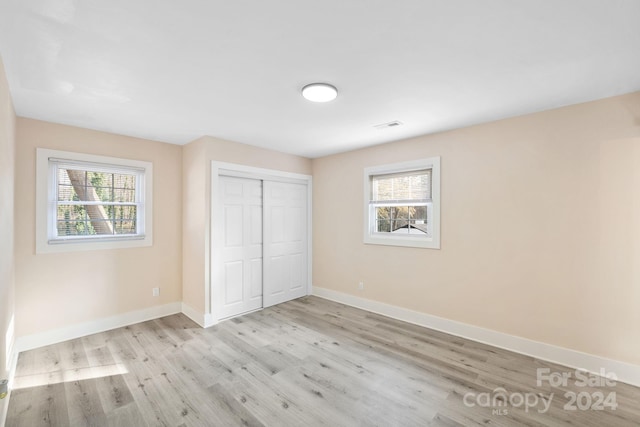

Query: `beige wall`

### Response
(0, 57, 16, 417)
(182, 136, 312, 315)
(5, 70, 639, 375)
(312, 91, 640, 366)
(14, 119, 183, 337)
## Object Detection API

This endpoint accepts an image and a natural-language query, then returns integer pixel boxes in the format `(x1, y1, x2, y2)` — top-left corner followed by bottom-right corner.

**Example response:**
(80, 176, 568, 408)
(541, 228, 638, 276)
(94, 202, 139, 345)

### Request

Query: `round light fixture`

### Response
(302, 83, 338, 103)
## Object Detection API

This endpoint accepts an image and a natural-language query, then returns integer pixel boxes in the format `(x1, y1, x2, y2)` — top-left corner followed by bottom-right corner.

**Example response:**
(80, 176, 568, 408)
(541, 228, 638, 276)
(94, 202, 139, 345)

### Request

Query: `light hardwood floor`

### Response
(6, 296, 640, 426)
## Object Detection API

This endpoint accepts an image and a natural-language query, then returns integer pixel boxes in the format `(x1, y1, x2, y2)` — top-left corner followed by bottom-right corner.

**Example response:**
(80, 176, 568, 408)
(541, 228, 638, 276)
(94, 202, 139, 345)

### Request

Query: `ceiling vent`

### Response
(374, 120, 403, 130)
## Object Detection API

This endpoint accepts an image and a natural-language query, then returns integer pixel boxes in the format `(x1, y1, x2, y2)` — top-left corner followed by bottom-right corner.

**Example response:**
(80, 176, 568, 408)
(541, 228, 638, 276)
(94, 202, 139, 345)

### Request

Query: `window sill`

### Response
(364, 234, 440, 249)
(36, 235, 152, 254)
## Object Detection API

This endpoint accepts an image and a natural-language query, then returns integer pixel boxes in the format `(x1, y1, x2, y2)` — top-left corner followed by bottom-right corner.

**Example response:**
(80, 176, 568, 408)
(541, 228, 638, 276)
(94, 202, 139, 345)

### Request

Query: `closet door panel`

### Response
(263, 181, 308, 307)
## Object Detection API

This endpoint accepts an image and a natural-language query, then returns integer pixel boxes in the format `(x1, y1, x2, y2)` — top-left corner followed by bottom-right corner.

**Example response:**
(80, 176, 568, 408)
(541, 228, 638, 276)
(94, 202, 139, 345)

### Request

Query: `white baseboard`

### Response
(15, 302, 182, 354)
(312, 287, 640, 388)
(8, 289, 639, 392)
(0, 348, 17, 427)
(5, 302, 184, 427)
(2, 301, 221, 426)
(181, 303, 217, 328)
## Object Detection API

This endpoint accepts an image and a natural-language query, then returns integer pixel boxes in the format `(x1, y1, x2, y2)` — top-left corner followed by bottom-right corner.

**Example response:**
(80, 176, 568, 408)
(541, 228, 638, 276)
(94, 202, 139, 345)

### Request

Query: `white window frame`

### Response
(36, 148, 153, 253)
(363, 157, 440, 249)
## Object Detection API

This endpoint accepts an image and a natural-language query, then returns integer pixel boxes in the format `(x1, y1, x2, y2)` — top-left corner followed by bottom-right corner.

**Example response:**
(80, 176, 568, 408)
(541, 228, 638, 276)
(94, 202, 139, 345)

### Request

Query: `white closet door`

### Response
(263, 180, 308, 307)
(218, 176, 263, 319)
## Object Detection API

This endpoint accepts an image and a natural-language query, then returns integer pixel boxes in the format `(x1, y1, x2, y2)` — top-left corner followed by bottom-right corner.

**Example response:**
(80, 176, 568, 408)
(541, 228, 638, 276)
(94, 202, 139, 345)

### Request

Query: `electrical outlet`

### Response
(358, 281, 364, 291)
(152, 287, 160, 297)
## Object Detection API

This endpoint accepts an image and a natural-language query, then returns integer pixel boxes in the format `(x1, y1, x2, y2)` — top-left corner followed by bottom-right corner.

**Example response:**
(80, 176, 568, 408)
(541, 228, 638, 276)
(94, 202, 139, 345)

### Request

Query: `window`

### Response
(36, 149, 153, 253)
(364, 157, 440, 249)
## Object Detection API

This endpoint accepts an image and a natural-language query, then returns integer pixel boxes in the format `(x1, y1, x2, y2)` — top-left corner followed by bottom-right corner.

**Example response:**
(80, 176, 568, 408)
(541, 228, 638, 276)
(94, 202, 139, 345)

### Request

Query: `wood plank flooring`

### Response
(6, 296, 640, 426)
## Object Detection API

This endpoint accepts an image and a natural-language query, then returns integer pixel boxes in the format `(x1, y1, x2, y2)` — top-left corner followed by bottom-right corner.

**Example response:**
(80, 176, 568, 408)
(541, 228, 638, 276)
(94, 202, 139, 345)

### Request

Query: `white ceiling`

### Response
(1, 1, 639, 158)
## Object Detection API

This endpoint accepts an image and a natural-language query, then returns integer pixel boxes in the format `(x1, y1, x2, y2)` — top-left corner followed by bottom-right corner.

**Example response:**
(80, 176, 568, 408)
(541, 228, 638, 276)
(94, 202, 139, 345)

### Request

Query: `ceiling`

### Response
(1, 1, 639, 158)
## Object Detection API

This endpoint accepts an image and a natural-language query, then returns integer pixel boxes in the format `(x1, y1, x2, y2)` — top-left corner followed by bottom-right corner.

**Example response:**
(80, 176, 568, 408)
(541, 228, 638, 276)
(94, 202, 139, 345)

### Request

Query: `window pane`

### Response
(408, 220, 428, 234)
(372, 204, 430, 234)
(392, 219, 409, 232)
(114, 173, 136, 202)
(60, 169, 90, 202)
(113, 188, 135, 203)
(59, 169, 137, 203)
(113, 173, 136, 189)
(113, 205, 137, 222)
(376, 219, 391, 232)
(57, 184, 75, 201)
(376, 206, 390, 220)
(58, 169, 79, 201)
(391, 206, 409, 220)
(114, 220, 137, 234)
(57, 220, 95, 236)
(56, 204, 137, 236)
(57, 204, 87, 221)
(412, 205, 427, 220)
(87, 171, 113, 202)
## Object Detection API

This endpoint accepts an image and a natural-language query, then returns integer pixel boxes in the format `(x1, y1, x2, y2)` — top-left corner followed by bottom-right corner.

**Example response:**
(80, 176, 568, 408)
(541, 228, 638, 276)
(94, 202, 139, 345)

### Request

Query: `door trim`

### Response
(210, 161, 313, 322)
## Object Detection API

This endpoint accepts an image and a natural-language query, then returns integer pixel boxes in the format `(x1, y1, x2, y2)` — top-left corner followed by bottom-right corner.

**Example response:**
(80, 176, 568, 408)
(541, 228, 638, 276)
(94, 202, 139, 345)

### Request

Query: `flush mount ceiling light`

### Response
(302, 83, 338, 103)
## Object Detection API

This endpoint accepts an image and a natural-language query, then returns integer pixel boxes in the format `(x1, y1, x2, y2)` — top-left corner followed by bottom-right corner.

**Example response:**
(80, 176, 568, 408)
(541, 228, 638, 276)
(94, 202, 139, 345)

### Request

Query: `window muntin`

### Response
(53, 162, 142, 240)
(364, 158, 440, 249)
